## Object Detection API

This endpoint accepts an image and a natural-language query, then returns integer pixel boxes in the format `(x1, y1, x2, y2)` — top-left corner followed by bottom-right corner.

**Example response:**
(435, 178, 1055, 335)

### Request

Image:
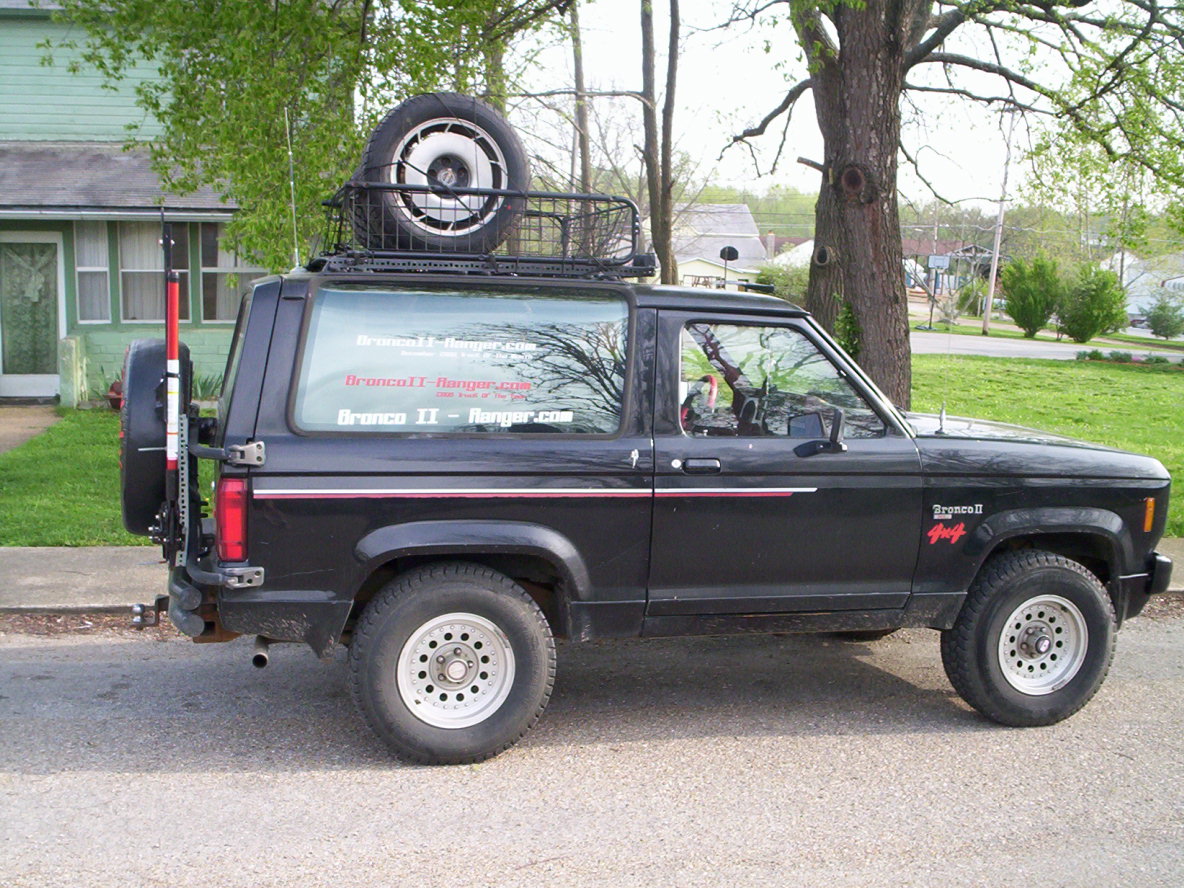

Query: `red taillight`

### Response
(216, 477, 248, 562)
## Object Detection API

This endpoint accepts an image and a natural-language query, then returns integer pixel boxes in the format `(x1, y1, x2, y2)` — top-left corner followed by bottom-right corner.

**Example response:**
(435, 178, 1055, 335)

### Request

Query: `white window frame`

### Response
(74, 221, 111, 324)
(118, 221, 190, 324)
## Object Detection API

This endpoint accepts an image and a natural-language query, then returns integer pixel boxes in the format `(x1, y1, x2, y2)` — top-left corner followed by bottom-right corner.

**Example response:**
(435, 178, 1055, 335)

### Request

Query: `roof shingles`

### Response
(0, 141, 232, 212)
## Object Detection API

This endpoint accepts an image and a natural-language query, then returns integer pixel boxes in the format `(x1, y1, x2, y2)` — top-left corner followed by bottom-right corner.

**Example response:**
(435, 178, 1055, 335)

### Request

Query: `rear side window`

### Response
(293, 284, 629, 434)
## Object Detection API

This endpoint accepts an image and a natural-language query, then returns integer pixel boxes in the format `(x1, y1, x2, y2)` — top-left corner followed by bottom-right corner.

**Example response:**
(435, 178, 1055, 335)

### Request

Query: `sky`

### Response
(519, 0, 1041, 212)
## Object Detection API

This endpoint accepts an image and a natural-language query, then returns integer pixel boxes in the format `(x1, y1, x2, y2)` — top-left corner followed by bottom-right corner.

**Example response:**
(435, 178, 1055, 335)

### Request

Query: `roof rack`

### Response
(311, 181, 657, 280)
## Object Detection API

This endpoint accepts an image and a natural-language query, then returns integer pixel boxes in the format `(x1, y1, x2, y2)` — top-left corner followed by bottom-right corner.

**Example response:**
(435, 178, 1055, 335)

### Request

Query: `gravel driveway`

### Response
(2, 606, 1182, 887)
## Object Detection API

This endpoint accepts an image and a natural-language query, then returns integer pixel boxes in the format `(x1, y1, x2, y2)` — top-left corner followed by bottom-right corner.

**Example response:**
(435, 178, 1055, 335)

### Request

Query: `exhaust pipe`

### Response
(251, 636, 270, 669)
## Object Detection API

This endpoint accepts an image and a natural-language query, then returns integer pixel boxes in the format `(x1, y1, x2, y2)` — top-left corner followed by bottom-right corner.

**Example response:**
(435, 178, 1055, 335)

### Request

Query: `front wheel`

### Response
(349, 562, 555, 764)
(941, 550, 1116, 726)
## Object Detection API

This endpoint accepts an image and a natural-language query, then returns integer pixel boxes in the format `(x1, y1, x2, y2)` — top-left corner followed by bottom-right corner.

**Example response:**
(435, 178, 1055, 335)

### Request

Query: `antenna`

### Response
(284, 107, 301, 268)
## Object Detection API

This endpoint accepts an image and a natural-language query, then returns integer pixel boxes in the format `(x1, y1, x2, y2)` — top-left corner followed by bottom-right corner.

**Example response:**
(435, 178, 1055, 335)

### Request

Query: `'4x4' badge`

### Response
(927, 522, 967, 545)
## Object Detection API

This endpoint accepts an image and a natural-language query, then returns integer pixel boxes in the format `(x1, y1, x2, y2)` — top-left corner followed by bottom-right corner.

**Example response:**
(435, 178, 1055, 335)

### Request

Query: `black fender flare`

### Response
(352, 520, 593, 601)
(964, 506, 1131, 579)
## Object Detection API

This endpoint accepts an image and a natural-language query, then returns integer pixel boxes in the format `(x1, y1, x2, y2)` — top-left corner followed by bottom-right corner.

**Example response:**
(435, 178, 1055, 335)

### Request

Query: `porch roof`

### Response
(0, 141, 234, 219)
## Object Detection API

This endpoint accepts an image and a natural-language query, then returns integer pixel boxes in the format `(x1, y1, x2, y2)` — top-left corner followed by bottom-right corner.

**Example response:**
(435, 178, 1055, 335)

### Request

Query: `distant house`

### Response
(0, 1, 261, 404)
(1103, 251, 1184, 320)
(770, 237, 983, 299)
(668, 204, 770, 289)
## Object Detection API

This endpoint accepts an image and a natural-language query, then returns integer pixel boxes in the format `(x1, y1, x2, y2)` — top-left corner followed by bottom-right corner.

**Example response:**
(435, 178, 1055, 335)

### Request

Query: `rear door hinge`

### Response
(228, 440, 265, 467)
(190, 439, 265, 466)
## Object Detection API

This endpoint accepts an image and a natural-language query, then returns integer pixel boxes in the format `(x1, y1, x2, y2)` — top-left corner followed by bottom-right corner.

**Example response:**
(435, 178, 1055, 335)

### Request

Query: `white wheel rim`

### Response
(997, 594, 1088, 695)
(387, 117, 509, 237)
(396, 612, 515, 729)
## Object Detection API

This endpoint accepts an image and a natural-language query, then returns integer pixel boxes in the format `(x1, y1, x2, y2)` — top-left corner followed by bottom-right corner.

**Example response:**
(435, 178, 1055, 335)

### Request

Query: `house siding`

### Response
(0, 15, 161, 141)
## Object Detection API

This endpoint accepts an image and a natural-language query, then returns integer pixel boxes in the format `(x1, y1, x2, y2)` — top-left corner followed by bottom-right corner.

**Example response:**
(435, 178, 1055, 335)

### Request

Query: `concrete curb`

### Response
(0, 604, 140, 616)
(1, 540, 1180, 616)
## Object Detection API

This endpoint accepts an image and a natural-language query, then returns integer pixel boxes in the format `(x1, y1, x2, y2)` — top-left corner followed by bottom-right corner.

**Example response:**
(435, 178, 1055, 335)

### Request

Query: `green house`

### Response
(0, 0, 261, 404)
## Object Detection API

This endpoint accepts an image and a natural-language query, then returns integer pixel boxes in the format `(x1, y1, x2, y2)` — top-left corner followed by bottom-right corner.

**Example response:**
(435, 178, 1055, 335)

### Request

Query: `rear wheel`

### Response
(941, 550, 1115, 726)
(349, 562, 555, 764)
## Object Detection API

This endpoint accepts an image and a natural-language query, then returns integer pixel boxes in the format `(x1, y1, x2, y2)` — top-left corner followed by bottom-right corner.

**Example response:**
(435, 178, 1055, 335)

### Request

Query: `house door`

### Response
(0, 232, 65, 398)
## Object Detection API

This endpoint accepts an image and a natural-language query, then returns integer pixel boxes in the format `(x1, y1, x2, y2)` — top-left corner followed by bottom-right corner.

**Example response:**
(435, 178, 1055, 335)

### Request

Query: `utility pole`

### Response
(983, 110, 1017, 335)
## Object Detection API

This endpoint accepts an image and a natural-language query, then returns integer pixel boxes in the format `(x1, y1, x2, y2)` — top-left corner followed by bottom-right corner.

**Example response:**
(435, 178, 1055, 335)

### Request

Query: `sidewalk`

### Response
(0, 547, 165, 614)
(1, 541, 1181, 615)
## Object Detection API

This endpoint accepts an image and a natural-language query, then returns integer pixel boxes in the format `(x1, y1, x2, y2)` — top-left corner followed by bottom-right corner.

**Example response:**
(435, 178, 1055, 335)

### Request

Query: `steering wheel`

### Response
(680, 374, 719, 427)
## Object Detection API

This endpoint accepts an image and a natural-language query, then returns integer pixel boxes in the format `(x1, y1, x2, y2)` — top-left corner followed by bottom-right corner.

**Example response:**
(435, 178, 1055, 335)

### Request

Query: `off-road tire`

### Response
(349, 562, 555, 765)
(360, 92, 529, 253)
(941, 549, 1116, 726)
(119, 338, 190, 535)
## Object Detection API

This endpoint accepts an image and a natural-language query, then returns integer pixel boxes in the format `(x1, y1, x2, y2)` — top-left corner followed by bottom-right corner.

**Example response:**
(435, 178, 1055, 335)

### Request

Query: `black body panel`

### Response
(193, 273, 1172, 651)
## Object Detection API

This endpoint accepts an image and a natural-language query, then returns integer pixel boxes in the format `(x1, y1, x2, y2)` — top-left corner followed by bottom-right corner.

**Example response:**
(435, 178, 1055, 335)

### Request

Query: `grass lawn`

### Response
(0, 409, 148, 546)
(2, 355, 1181, 543)
(913, 355, 1183, 536)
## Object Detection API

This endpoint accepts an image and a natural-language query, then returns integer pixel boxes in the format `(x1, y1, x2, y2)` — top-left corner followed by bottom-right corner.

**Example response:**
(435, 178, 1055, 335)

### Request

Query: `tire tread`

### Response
(941, 549, 1115, 726)
(348, 561, 555, 765)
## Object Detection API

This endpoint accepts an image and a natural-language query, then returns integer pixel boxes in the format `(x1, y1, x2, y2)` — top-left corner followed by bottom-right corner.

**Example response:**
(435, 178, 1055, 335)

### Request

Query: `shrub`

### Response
(755, 263, 810, 305)
(1001, 254, 1061, 337)
(1144, 291, 1184, 340)
(1107, 350, 1133, 363)
(192, 373, 225, 401)
(956, 278, 986, 316)
(1144, 354, 1170, 365)
(1058, 265, 1128, 343)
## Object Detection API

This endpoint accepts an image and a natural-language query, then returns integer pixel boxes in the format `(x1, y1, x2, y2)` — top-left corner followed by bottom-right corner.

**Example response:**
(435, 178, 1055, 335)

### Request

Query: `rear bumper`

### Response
(166, 560, 265, 637)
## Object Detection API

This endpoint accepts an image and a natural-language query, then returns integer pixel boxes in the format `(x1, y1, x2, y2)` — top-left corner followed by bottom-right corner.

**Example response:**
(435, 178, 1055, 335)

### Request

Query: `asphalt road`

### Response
(910, 330, 1159, 360)
(3, 614, 1182, 888)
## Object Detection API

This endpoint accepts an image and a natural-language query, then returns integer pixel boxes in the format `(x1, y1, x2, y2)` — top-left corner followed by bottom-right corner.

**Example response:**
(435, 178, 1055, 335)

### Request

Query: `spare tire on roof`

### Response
(119, 338, 190, 536)
(359, 92, 530, 254)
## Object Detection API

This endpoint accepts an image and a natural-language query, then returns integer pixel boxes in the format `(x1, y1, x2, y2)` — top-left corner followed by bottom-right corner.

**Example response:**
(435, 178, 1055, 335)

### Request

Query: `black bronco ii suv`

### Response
(121, 94, 1172, 764)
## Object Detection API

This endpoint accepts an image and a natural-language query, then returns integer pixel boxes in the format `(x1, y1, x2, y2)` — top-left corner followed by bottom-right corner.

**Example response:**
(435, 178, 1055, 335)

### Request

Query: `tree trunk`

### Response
(481, 33, 508, 113)
(640, 0, 678, 284)
(659, 0, 679, 285)
(805, 4, 913, 407)
(570, 2, 592, 195)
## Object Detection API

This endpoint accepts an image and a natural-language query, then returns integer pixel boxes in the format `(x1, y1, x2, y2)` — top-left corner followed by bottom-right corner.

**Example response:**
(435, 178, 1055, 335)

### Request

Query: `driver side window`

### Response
(678, 322, 885, 439)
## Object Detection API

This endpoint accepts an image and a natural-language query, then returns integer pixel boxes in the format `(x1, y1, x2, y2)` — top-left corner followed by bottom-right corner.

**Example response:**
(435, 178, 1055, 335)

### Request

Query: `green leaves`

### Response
(1145, 291, 1184, 341)
(1058, 265, 1127, 344)
(49, 0, 569, 272)
(1001, 253, 1063, 337)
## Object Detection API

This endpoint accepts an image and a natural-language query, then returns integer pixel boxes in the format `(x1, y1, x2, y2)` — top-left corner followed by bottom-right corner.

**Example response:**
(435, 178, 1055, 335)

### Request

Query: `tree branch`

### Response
(508, 87, 650, 106)
(730, 77, 813, 144)
(902, 81, 1046, 114)
(905, 7, 968, 69)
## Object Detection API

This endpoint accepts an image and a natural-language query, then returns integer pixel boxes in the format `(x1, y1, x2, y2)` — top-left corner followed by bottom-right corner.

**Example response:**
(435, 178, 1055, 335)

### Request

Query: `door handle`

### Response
(682, 458, 721, 474)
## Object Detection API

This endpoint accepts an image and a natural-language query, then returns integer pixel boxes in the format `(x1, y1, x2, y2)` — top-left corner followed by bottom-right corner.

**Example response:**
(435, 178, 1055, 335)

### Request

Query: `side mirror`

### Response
(828, 406, 848, 452)
(794, 406, 848, 457)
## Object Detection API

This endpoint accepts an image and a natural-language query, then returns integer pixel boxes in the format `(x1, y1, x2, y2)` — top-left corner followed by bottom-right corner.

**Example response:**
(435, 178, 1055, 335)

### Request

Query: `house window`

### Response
(119, 222, 189, 321)
(74, 221, 110, 322)
(201, 223, 263, 321)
